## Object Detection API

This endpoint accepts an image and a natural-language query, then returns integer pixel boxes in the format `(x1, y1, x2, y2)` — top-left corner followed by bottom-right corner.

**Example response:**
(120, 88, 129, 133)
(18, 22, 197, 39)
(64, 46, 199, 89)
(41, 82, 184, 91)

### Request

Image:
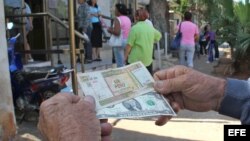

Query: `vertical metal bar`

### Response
(6, 18, 10, 39)
(135, 0, 138, 10)
(21, 0, 28, 63)
(80, 49, 85, 73)
(164, 32, 168, 56)
(43, 0, 49, 61)
(68, 0, 78, 95)
(55, 11, 62, 64)
(47, 16, 54, 66)
(44, 0, 53, 66)
(157, 42, 162, 69)
(56, 22, 62, 64)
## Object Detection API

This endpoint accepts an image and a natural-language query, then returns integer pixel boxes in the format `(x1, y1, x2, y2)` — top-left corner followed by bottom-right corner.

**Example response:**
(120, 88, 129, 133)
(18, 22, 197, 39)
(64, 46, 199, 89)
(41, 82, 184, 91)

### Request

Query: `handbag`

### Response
(171, 22, 182, 49)
(108, 17, 123, 47)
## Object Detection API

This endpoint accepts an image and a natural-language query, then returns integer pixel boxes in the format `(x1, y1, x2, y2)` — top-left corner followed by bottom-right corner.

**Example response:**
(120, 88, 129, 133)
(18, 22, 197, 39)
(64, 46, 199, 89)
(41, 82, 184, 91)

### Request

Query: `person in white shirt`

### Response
(24, 2, 34, 63)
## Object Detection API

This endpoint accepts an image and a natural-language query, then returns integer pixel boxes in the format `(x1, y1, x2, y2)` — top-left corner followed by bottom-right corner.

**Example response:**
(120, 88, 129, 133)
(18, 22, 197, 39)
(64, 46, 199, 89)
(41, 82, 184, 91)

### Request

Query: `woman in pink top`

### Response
(177, 12, 199, 68)
(108, 4, 131, 67)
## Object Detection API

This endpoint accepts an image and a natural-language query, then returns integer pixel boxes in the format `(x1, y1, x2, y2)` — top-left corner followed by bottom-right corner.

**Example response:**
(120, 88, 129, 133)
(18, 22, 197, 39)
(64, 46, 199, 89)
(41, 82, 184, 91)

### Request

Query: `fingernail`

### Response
(84, 96, 95, 105)
(154, 81, 164, 89)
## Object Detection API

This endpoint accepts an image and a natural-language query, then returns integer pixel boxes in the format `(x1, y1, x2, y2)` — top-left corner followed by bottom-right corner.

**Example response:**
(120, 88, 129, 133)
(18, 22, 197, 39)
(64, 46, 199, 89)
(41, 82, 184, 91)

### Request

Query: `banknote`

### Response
(97, 91, 176, 119)
(77, 62, 154, 110)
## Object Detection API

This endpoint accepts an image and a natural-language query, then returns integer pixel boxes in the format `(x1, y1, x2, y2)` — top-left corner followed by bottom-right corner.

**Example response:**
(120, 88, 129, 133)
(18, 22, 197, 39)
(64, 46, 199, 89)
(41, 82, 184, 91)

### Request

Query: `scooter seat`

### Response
(23, 65, 65, 81)
(24, 72, 50, 81)
(24, 65, 65, 74)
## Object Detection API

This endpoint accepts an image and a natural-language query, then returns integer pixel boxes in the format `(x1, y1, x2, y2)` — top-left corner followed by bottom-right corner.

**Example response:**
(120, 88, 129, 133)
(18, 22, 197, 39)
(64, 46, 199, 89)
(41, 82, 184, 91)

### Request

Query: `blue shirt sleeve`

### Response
(219, 78, 250, 125)
(89, 6, 101, 23)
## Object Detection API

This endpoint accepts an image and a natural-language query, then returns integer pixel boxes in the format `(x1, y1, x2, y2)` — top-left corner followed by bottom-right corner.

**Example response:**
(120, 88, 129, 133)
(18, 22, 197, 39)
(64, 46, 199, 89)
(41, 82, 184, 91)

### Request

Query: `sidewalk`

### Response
(30, 44, 175, 72)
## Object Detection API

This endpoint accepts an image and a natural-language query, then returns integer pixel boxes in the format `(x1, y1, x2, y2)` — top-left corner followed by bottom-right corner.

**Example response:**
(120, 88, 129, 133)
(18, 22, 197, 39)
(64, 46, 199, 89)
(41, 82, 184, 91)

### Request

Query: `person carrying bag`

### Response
(176, 12, 199, 68)
(171, 22, 182, 50)
(108, 4, 131, 68)
(108, 17, 123, 47)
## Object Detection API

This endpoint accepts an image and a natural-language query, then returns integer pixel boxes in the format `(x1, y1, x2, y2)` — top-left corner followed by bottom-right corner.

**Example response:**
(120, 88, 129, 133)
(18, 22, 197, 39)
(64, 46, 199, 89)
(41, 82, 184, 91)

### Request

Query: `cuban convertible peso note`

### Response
(77, 62, 154, 110)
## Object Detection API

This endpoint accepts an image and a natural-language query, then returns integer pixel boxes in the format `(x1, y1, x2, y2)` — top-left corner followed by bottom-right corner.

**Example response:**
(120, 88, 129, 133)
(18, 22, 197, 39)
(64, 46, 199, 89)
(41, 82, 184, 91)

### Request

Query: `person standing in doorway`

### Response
(108, 4, 131, 67)
(77, 0, 92, 64)
(88, 0, 103, 61)
(178, 11, 199, 68)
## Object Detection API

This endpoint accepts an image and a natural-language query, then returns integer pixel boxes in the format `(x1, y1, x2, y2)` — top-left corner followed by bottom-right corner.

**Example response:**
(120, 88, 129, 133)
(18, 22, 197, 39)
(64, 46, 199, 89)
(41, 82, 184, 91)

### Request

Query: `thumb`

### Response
(154, 77, 185, 94)
(154, 81, 166, 93)
(76, 96, 96, 114)
(84, 96, 96, 105)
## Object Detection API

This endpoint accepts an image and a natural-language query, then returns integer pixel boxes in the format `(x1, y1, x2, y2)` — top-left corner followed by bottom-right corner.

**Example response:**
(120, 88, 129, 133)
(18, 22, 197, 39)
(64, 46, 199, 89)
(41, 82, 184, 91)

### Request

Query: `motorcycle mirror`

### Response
(7, 22, 14, 30)
(50, 69, 56, 73)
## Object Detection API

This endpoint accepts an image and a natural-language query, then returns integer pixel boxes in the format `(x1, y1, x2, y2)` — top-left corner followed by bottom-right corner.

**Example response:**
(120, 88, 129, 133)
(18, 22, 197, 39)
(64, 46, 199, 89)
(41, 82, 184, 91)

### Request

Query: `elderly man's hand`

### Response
(153, 65, 226, 126)
(38, 93, 112, 141)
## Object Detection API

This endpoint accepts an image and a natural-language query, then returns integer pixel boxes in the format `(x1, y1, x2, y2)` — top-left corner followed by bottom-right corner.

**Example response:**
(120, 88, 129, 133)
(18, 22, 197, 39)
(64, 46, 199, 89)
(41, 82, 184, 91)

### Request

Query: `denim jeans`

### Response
(213, 40, 219, 59)
(113, 39, 127, 67)
(208, 41, 215, 62)
(84, 26, 93, 60)
(179, 44, 195, 68)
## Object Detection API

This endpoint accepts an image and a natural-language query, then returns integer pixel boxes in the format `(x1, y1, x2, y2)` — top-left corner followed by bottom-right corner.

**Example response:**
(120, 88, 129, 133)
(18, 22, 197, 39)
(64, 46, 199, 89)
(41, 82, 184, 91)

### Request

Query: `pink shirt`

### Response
(177, 21, 199, 46)
(118, 16, 131, 39)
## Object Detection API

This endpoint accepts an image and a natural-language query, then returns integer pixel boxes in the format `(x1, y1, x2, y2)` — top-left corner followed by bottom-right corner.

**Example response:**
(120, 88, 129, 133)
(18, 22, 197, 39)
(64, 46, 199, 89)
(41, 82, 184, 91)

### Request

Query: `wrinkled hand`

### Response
(153, 65, 226, 126)
(38, 93, 112, 141)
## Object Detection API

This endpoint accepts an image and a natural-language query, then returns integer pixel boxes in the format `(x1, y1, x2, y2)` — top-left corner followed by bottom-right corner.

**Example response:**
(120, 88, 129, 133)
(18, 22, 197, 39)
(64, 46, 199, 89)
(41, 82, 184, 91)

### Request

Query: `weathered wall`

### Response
(148, 0, 170, 48)
(0, 0, 17, 140)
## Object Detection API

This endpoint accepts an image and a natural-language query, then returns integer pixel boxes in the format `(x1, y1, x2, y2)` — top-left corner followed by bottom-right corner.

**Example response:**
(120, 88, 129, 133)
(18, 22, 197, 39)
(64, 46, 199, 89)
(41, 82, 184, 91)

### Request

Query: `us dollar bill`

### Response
(77, 62, 154, 110)
(97, 91, 176, 119)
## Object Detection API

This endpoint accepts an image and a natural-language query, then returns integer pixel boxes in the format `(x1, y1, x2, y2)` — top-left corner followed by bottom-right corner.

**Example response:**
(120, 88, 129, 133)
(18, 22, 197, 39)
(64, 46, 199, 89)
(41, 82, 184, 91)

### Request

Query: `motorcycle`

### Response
(8, 32, 72, 122)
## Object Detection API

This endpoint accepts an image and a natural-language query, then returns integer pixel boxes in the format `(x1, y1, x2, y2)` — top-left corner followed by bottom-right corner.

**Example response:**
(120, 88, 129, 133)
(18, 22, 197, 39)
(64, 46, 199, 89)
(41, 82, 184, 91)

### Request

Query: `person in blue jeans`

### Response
(177, 12, 199, 68)
(205, 24, 218, 63)
(207, 40, 214, 63)
(108, 4, 131, 67)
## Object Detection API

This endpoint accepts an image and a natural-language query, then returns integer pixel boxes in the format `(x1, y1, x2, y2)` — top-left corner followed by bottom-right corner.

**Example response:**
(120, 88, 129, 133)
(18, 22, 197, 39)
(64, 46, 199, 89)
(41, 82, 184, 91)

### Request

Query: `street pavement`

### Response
(16, 47, 240, 141)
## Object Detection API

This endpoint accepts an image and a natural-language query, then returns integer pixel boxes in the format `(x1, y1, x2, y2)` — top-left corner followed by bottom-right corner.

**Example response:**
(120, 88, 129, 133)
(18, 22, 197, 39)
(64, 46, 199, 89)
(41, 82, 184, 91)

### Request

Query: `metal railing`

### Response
(5, 12, 88, 41)
(6, 11, 83, 94)
(6, 8, 113, 95)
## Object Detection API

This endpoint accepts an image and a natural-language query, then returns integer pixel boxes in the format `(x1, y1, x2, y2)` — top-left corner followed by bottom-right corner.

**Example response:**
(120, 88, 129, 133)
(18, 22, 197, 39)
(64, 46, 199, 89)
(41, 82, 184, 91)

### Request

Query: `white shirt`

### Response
(145, 19, 153, 27)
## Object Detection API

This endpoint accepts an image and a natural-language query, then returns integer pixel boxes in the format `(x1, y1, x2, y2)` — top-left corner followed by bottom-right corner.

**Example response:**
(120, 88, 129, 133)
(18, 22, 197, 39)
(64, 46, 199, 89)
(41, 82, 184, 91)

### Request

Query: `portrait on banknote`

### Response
(122, 99, 142, 111)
